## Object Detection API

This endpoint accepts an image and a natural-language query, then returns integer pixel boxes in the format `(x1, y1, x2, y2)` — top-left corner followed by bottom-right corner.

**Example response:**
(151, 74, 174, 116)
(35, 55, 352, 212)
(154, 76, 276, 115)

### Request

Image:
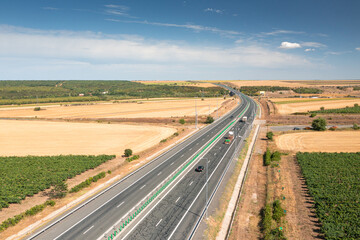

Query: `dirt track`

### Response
(0, 98, 226, 119)
(275, 131, 360, 152)
(0, 120, 176, 156)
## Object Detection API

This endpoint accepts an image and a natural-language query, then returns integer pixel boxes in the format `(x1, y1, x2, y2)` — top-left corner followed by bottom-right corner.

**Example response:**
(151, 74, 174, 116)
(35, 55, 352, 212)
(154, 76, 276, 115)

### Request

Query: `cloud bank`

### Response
(279, 42, 301, 49)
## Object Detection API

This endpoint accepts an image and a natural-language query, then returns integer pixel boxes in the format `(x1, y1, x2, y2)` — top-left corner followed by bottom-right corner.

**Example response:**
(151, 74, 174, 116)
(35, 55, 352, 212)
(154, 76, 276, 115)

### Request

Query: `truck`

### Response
(242, 116, 247, 122)
(225, 131, 234, 144)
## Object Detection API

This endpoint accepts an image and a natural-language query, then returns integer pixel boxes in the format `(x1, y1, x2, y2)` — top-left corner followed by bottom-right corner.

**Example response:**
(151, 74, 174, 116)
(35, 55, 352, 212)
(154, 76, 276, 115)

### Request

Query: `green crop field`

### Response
(297, 152, 360, 239)
(0, 155, 115, 210)
(0, 80, 226, 105)
(311, 105, 360, 114)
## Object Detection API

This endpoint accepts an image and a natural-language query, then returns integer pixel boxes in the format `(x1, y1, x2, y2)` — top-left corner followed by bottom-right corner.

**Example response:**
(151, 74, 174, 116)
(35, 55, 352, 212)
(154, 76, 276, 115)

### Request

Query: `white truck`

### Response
(242, 116, 247, 122)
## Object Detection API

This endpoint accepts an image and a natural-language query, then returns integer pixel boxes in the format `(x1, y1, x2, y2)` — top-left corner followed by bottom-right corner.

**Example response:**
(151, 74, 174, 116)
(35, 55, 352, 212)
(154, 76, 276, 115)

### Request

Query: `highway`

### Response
(27, 86, 257, 240)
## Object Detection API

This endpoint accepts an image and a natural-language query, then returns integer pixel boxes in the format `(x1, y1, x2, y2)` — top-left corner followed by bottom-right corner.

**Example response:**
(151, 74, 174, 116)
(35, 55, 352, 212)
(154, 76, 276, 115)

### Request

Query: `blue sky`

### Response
(0, 0, 359, 80)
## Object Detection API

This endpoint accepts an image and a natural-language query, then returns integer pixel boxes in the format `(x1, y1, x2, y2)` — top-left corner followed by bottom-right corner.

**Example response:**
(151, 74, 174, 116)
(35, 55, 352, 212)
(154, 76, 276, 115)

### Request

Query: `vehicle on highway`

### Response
(195, 166, 204, 172)
(224, 131, 234, 144)
(293, 127, 300, 130)
(304, 127, 312, 130)
(242, 116, 247, 122)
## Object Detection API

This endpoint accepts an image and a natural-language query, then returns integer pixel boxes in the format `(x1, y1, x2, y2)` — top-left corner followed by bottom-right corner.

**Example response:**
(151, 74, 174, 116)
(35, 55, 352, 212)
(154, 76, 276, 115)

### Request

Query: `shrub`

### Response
(126, 155, 140, 162)
(160, 139, 167, 143)
(272, 200, 285, 223)
(312, 117, 327, 131)
(124, 149, 133, 157)
(34, 107, 41, 111)
(262, 204, 273, 236)
(271, 151, 281, 162)
(179, 119, 185, 124)
(320, 106, 325, 111)
(70, 172, 106, 193)
(264, 149, 272, 166)
(49, 181, 68, 199)
(353, 123, 360, 130)
(310, 113, 317, 118)
(266, 131, 274, 140)
(205, 116, 214, 124)
(173, 132, 179, 136)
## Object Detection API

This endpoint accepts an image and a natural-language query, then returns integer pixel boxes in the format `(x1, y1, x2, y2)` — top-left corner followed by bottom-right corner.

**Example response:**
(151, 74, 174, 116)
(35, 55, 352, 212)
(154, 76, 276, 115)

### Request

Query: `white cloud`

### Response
(305, 48, 315, 52)
(0, 25, 312, 80)
(104, 4, 133, 18)
(260, 30, 305, 36)
(356, 47, 360, 51)
(301, 42, 326, 48)
(279, 42, 301, 49)
(42, 7, 59, 11)
(204, 8, 223, 14)
(106, 19, 240, 36)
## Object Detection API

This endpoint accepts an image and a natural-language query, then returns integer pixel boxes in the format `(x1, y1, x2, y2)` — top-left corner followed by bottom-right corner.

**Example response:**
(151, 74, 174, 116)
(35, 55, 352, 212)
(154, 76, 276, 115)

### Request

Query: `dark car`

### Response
(195, 166, 204, 172)
(293, 127, 300, 130)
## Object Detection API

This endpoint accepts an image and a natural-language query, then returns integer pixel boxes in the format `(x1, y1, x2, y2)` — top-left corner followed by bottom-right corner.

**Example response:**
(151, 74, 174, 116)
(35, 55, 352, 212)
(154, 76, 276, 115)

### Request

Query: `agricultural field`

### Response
(0, 98, 227, 119)
(0, 155, 115, 209)
(273, 99, 360, 114)
(0, 120, 177, 156)
(0, 80, 226, 105)
(311, 104, 360, 114)
(135, 80, 215, 87)
(224, 80, 360, 87)
(275, 131, 360, 152)
(297, 152, 360, 239)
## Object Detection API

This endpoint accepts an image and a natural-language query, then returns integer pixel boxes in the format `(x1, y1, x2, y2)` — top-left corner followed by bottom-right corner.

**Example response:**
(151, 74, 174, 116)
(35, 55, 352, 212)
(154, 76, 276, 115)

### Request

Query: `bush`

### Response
(126, 155, 140, 162)
(49, 181, 68, 199)
(173, 132, 179, 136)
(312, 117, 327, 131)
(271, 151, 281, 162)
(310, 113, 317, 118)
(262, 204, 273, 236)
(353, 123, 360, 130)
(272, 200, 285, 223)
(266, 131, 274, 140)
(124, 149, 133, 157)
(205, 116, 214, 124)
(179, 119, 185, 124)
(33, 107, 41, 111)
(264, 149, 272, 166)
(320, 106, 325, 111)
(160, 139, 167, 143)
(70, 172, 106, 193)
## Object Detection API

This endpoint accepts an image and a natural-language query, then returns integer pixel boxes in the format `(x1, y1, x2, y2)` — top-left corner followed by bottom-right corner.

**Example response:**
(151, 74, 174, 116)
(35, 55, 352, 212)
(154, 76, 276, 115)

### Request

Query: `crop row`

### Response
(0, 155, 115, 210)
(297, 152, 360, 239)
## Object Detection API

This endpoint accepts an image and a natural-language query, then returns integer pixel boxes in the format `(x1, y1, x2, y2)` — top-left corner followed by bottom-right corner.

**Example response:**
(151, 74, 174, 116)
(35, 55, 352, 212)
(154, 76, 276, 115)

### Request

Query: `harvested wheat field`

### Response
(274, 99, 360, 114)
(0, 120, 176, 156)
(136, 80, 215, 87)
(226, 80, 308, 88)
(0, 98, 227, 119)
(276, 131, 360, 152)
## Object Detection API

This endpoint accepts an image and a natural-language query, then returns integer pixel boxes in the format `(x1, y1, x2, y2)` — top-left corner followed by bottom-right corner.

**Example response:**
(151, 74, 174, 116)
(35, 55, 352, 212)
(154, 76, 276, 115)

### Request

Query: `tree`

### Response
(179, 119, 185, 124)
(266, 131, 274, 140)
(205, 116, 214, 124)
(353, 123, 360, 130)
(49, 181, 67, 199)
(320, 106, 325, 111)
(312, 117, 327, 131)
(124, 149, 133, 157)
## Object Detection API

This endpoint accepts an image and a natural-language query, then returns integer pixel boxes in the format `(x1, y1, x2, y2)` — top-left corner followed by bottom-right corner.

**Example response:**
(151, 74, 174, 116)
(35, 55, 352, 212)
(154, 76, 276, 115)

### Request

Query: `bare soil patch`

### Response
(0, 98, 226, 119)
(135, 80, 215, 88)
(275, 131, 360, 152)
(274, 99, 360, 114)
(0, 120, 176, 156)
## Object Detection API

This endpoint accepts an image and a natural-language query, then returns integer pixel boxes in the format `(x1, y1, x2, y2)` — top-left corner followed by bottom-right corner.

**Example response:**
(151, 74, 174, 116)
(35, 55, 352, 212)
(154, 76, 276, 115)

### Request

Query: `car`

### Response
(293, 127, 300, 130)
(195, 166, 204, 172)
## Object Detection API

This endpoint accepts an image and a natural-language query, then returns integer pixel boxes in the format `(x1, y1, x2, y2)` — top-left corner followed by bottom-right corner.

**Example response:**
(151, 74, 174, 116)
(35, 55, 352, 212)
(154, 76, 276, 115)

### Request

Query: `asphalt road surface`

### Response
(27, 86, 256, 240)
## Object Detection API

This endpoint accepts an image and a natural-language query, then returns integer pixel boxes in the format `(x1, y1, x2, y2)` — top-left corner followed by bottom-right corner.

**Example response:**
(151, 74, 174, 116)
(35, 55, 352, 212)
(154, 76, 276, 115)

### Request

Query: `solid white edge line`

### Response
(118, 125, 237, 240)
(189, 181, 193, 186)
(140, 185, 146, 190)
(175, 197, 181, 203)
(166, 139, 237, 240)
(28, 102, 239, 240)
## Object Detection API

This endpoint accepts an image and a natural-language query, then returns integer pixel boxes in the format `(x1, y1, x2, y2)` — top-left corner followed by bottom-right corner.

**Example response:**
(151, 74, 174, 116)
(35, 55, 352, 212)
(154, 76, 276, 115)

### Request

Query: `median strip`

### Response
(103, 101, 250, 240)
